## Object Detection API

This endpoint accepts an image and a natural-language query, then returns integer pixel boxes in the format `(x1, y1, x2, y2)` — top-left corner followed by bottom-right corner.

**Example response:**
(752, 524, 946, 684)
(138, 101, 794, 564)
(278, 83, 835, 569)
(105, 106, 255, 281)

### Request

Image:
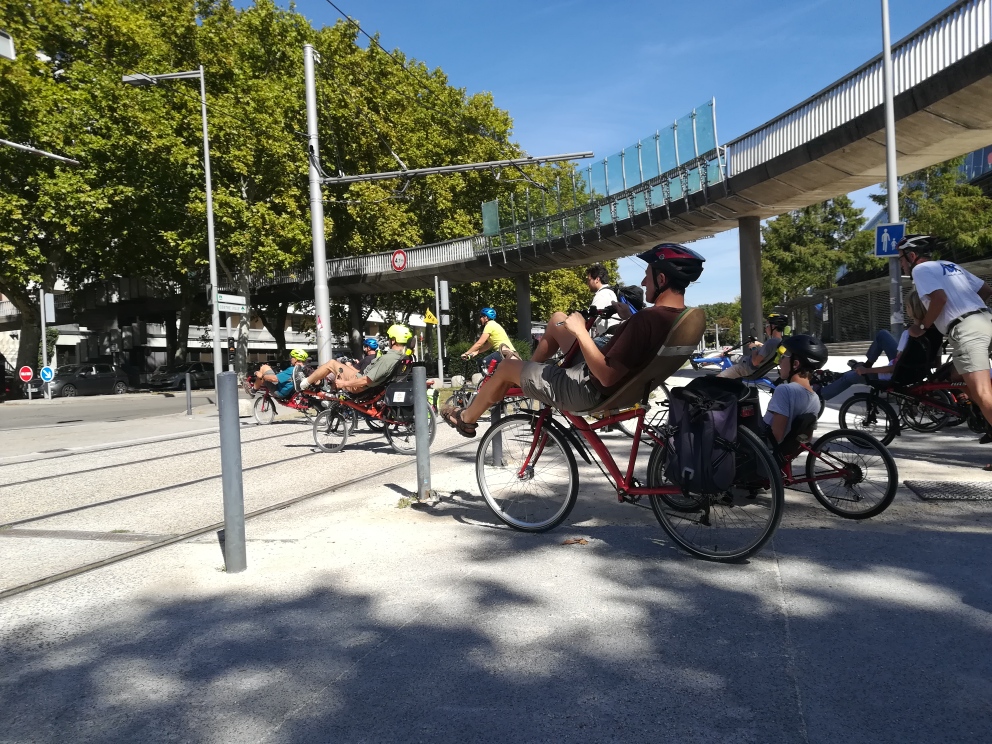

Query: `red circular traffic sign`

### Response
(391, 249, 408, 272)
(18, 366, 33, 382)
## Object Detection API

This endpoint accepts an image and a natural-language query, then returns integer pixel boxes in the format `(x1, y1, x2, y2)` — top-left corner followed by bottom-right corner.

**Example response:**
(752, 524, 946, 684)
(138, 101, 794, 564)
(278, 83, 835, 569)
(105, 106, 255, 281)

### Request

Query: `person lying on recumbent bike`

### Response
(440, 243, 706, 438)
(762, 334, 827, 444)
(299, 324, 410, 395)
(251, 348, 310, 398)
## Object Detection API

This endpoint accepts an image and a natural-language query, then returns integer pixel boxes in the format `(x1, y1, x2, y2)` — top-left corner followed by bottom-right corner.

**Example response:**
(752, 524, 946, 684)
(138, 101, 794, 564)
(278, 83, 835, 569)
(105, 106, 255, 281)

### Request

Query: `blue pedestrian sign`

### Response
(875, 222, 905, 257)
(40, 366, 54, 383)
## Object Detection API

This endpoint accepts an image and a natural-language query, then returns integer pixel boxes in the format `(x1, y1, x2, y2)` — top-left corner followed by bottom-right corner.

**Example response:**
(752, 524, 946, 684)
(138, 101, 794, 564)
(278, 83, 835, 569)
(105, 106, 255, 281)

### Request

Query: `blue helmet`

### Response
(363, 338, 379, 350)
(480, 307, 497, 320)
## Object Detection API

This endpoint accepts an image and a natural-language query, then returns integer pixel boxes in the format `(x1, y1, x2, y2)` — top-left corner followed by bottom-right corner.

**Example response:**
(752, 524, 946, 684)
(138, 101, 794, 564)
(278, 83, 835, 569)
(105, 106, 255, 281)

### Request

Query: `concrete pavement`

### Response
(0, 379, 990, 742)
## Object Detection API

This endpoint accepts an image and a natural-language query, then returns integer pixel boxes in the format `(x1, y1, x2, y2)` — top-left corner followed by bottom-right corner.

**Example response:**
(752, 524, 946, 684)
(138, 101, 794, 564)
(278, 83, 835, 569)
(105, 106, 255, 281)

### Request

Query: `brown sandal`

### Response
(441, 402, 477, 438)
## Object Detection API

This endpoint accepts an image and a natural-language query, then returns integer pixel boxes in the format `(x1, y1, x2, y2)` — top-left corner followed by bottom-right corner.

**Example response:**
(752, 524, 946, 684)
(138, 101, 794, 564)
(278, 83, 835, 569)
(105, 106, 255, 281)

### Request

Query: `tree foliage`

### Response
(760, 196, 866, 310)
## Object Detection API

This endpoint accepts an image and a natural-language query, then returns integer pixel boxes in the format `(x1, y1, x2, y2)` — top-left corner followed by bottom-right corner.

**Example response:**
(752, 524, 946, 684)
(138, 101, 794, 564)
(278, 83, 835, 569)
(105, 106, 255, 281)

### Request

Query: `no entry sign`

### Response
(18, 366, 33, 382)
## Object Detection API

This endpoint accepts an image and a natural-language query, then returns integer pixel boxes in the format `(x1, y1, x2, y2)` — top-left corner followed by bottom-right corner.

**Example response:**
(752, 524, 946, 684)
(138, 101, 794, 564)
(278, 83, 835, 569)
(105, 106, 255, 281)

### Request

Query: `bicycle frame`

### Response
(502, 388, 682, 500)
(869, 378, 970, 419)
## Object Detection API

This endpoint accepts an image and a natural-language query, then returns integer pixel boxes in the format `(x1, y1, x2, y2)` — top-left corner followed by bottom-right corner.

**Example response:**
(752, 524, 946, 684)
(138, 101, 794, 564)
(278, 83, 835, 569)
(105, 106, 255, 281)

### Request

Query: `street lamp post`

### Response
(122, 68, 223, 386)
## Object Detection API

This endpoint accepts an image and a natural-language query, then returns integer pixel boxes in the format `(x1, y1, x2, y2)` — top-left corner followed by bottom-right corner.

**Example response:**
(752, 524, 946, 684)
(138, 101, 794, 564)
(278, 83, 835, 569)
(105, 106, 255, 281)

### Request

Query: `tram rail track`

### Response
(0, 439, 474, 602)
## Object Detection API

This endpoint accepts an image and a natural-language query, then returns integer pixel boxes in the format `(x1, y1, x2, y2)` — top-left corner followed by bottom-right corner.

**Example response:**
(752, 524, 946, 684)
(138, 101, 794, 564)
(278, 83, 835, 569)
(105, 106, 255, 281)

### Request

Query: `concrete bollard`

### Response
(412, 364, 432, 502)
(217, 372, 247, 573)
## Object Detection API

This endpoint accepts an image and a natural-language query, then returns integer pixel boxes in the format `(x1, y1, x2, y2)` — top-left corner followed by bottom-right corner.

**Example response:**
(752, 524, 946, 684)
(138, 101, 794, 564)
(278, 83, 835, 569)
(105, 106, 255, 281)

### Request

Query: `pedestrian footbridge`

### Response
(246, 0, 992, 305)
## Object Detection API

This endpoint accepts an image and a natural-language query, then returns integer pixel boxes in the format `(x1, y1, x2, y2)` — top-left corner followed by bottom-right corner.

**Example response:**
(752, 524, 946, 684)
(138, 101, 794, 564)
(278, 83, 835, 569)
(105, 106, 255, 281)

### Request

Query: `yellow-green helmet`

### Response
(290, 348, 309, 361)
(386, 324, 412, 344)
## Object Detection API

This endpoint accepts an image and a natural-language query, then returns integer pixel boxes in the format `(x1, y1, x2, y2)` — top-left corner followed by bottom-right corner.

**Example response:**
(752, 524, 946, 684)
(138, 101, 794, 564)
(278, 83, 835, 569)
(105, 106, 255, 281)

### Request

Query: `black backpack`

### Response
(613, 284, 645, 312)
(666, 376, 740, 495)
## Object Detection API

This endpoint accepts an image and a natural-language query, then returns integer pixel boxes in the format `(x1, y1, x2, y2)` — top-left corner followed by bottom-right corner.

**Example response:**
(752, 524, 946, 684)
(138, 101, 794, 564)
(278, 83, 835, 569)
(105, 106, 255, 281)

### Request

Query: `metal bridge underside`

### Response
(264, 41, 992, 299)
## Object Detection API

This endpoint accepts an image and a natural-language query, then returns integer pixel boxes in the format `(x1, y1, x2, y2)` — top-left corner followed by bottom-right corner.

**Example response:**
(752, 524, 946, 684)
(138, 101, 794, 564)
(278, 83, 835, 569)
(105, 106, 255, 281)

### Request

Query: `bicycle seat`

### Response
(774, 412, 818, 464)
(582, 307, 706, 415)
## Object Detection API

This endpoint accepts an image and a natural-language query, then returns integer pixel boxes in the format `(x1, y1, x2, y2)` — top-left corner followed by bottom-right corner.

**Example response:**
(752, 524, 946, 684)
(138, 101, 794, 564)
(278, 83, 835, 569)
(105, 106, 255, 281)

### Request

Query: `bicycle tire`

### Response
(899, 390, 952, 432)
(805, 430, 897, 519)
(252, 395, 275, 425)
(646, 427, 784, 562)
(312, 407, 349, 453)
(476, 414, 578, 532)
(384, 407, 437, 455)
(838, 393, 898, 446)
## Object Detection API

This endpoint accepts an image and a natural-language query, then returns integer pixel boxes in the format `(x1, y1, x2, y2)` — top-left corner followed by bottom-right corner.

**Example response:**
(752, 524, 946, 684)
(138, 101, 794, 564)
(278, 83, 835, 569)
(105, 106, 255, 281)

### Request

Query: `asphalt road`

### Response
(0, 392, 217, 431)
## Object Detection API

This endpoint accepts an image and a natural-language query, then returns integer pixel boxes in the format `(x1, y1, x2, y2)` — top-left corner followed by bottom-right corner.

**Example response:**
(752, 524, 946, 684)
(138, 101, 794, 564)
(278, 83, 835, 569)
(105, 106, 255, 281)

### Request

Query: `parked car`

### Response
(50, 364, 129, 397)
(148, 362, 215, 391)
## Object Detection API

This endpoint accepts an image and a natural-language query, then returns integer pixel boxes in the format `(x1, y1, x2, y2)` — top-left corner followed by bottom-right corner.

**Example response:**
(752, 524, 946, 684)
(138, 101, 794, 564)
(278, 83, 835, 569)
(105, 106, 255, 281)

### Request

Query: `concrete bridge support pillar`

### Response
(515, 274, 532, 344)
(738, 216, 764, 341)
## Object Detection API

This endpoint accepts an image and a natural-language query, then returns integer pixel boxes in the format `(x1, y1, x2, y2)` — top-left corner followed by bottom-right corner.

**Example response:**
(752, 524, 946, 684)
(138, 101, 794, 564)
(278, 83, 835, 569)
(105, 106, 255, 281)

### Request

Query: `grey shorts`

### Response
(519, 361, 605, 412)
(949, 311, 992, 375)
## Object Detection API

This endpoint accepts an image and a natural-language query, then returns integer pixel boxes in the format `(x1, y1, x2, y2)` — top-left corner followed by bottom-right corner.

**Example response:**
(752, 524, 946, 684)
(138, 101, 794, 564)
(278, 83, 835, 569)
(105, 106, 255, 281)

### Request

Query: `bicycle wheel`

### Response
(476, 414, 578, 532)
(384, 407, 436, 455)
(313, 407, 349, 453)
(838, 393, 898, 446)
(805, 430, 897, 519)
(646, 427, 784, 562)
(252, 395, 275, 425)
(900, 390, 952, 432)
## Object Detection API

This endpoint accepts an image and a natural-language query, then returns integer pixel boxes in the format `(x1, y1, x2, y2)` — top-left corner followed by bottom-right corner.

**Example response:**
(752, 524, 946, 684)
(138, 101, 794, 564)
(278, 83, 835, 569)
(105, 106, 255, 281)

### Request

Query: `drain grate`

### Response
(905, 481, 992, 501)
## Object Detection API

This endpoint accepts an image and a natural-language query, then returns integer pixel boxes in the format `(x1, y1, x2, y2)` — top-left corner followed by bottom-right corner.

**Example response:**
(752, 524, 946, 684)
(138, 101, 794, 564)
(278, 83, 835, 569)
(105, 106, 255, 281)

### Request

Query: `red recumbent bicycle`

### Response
(311, 357, 437, 456)
(473, 307, 787, 561)
(245, 367, 332, 425)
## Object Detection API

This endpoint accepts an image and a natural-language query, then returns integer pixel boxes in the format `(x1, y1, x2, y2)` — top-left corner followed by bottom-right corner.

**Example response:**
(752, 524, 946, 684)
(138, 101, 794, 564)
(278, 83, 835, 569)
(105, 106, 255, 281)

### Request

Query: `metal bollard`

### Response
(217, 372, 247, 573)
(412, 364, 432, 501)
(185, 372, 193, 416)
(491, 402, 502, 467)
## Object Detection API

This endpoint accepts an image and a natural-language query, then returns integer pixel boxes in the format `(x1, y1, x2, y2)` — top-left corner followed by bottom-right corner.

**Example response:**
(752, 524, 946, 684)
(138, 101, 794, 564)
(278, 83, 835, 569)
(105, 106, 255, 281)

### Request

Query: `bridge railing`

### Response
(726, 0, 992, 176)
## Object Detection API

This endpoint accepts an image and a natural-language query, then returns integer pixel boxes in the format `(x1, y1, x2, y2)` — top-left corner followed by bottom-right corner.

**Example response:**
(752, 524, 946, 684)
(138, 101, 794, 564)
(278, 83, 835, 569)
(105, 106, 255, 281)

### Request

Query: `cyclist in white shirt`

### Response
(585, 264, 621, 343)
(899, 234, 992, 465)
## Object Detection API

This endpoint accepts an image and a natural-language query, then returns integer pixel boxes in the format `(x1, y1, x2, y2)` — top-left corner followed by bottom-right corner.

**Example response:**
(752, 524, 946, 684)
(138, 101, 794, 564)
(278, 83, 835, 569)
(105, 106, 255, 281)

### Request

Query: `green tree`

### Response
(760, 196, 866, 309)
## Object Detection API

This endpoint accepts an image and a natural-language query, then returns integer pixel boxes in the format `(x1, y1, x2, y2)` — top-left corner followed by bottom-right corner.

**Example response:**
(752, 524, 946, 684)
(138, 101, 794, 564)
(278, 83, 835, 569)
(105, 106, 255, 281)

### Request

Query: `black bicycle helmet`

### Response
(635, 242, 705, 285)
(780, 334, 828, 372)
(895, 234, 937, 256)
(766, 313, 788, 331)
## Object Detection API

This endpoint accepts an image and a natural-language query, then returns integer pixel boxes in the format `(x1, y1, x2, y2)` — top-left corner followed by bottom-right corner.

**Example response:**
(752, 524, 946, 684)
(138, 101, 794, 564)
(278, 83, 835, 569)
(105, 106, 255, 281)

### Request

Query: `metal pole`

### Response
(185, 372, 193, 416)
(225, 314, 233, 372)
(434, 276, 444, 384)
(304, 44, 333, 366)
(198, 67, 224, 394)
(412, 364, 432, 502)
(217, 372, 247, 573)
(881, 0, 904, 337)
(39, 288, 50, 400)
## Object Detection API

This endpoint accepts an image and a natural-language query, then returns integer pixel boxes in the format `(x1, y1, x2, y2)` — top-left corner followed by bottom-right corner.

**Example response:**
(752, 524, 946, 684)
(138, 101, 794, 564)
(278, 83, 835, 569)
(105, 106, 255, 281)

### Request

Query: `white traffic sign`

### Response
(214, 293, 247, 313)
(40, 366, 54, 382)
(875, 222, 905, 257)
(391, 249, 408, 272)
(18, 366, 33, 382)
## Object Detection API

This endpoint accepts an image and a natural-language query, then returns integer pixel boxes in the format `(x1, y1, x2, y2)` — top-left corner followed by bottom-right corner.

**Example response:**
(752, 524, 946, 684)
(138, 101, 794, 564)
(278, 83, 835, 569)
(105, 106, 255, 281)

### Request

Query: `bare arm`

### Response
(910, 289, 947, 336)
(980, 282, 992, 303)
(561, 313, 628, 388)
(464, 333, 491, 357)
(335, 375, 371, 393)
(770, 412, 789, 443)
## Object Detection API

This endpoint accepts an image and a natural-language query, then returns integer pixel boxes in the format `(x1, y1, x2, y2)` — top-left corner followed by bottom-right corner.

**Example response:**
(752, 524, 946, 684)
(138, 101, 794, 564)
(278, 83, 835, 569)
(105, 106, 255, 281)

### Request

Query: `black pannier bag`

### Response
(667, 376, 741, 494)
(384, 381, 415, 407)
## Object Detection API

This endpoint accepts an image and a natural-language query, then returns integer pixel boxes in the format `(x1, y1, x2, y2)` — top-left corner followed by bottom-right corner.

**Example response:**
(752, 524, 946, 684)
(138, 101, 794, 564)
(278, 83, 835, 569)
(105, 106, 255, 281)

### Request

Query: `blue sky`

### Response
(281, 0, 953, 303)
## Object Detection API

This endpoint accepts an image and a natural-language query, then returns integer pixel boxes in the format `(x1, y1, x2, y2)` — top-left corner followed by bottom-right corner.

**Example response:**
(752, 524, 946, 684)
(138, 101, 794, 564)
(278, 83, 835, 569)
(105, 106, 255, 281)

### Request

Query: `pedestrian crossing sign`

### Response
(424, 309, 439, 325)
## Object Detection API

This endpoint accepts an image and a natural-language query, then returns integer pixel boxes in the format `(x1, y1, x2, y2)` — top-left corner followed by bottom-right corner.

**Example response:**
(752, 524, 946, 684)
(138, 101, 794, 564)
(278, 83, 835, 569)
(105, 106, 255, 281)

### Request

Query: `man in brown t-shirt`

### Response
(440, 243, 706, 437)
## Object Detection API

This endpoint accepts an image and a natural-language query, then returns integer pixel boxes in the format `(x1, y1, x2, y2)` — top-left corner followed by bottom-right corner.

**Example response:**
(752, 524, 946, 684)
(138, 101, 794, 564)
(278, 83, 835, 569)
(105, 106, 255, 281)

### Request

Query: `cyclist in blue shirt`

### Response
(252, 349, 309, 398)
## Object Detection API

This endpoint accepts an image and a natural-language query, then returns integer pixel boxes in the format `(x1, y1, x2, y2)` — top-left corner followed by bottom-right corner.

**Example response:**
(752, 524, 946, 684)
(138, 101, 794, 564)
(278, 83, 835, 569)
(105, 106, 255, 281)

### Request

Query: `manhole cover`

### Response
(905, 481, 992, 501)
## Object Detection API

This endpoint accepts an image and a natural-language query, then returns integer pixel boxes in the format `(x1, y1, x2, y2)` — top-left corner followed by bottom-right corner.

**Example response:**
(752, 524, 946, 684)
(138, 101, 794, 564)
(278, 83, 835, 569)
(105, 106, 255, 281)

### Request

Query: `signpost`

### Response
(212, 292, 247, 314)
(875, 222, 905, 258)
(391, 249, 407, 272)
(18, 366, 33, 400)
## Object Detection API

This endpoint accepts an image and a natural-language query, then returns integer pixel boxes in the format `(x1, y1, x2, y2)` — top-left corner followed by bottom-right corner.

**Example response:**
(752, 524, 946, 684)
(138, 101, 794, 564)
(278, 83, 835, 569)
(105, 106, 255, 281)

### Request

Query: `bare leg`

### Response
(462, 359, 525, 423)
(254, 364, 276, 390)
(531, 312, 577, 363)
(961, 369, 992, 431)
(305, 360, 348, 386)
